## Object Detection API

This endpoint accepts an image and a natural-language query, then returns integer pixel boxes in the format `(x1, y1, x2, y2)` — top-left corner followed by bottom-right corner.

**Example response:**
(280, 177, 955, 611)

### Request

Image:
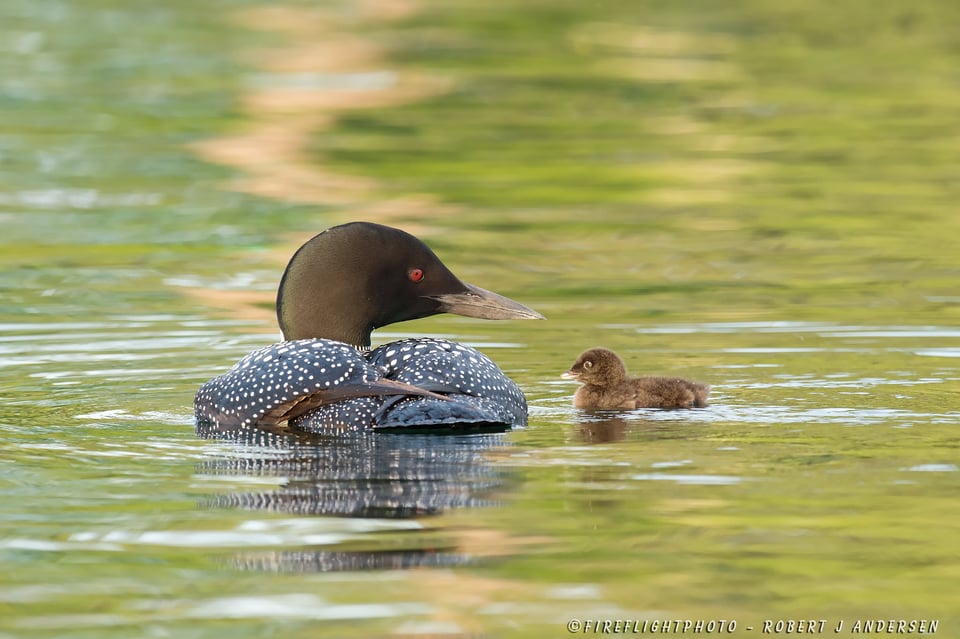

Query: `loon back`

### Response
(195, 338, 528, 433)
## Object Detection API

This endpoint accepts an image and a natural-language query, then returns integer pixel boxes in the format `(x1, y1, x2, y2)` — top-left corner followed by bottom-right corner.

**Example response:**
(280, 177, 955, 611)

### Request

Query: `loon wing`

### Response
(259, 379, 450, 426)
(366, 338, 528, 430)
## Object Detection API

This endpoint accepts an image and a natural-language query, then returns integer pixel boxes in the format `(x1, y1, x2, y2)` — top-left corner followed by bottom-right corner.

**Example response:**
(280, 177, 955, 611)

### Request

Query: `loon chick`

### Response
(194, 222, 543, 434)
(562, 348, 709, 410)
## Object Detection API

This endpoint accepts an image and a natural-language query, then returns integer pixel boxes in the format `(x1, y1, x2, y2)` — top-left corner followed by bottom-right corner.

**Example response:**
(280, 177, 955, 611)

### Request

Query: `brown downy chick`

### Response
(562, 347, 709, 410)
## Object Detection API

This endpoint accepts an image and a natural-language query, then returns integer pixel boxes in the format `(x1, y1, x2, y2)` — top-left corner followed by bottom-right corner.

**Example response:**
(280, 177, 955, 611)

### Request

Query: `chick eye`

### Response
(408, 268, 424, 282)
(583, 361, 593, 369)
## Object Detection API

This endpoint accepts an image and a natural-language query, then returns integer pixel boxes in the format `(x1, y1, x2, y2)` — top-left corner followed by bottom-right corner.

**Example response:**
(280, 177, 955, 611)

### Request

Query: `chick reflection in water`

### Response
(562, 348, 709, 410)
(197, 424, 506, 571)
(576, 416, 630, 444)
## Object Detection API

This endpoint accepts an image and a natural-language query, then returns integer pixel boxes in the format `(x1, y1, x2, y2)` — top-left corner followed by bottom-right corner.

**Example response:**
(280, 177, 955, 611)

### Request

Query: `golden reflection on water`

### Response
(189, 0, 450, 223)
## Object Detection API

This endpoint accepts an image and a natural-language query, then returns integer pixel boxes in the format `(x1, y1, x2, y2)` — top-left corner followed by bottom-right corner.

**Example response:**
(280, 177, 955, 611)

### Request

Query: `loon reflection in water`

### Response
(197, 423, 507, 572)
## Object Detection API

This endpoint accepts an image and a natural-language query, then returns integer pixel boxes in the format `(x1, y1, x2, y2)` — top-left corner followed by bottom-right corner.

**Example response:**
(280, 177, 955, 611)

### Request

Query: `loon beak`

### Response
(431, 282, 545, 321)
(561, 370, 578, 380)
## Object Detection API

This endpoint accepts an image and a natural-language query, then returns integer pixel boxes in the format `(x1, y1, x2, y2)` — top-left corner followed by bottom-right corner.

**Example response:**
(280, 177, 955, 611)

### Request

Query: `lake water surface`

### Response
(1, 0, 958, 637)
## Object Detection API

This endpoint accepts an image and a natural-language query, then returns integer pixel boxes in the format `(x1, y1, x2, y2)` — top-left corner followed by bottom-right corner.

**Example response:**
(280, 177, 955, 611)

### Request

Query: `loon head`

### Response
(277, 222, 544, 347)
(562, 348, 630, 385)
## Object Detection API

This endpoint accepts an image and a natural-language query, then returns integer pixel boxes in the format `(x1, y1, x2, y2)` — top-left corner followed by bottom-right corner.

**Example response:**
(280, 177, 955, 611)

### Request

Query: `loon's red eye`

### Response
(408, 268, 424, 282)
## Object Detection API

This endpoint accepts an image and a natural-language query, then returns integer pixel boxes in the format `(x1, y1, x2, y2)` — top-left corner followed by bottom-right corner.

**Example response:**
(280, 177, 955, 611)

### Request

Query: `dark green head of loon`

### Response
(276, 221, 544, 347)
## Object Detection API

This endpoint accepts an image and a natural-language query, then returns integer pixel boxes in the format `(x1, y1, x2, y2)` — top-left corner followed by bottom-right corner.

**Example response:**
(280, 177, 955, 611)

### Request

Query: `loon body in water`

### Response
(194, 222, 543, 434)
(562, 348, 709, 410)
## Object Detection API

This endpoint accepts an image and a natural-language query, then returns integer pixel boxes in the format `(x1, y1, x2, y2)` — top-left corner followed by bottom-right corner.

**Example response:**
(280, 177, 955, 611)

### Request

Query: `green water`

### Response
(2, 0, 958, 637)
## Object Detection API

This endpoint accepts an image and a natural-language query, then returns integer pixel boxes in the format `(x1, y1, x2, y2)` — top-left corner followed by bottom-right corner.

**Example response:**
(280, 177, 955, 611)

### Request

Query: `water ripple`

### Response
(630, 473, 742, 485)
(184, 595, 429, 620)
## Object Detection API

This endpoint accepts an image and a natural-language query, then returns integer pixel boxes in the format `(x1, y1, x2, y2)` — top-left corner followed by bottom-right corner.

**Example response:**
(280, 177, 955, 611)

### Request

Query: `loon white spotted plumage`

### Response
(194, 222, 543, 434)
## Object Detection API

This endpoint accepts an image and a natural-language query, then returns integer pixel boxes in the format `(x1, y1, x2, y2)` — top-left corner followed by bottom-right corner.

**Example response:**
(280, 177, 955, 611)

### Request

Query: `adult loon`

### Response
(562, 348, 709, 410)
(194, 222, 543, 434)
